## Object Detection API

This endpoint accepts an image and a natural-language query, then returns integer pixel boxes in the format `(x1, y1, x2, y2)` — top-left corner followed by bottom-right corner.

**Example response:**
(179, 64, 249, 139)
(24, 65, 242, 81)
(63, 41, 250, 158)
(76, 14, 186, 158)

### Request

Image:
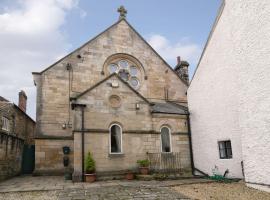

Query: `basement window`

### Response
(110, 124, 122, 154)
(218, 140, 232, 159)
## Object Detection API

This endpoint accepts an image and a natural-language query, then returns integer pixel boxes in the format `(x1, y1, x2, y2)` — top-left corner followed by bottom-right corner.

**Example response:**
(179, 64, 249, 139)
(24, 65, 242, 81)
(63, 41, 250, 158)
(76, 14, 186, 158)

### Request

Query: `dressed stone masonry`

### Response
(32, 7, 192, 180)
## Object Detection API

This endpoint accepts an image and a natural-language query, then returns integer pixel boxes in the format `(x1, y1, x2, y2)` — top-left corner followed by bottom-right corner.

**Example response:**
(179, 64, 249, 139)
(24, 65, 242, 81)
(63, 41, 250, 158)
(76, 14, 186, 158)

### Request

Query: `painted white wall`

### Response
(188, 0, 270, 191)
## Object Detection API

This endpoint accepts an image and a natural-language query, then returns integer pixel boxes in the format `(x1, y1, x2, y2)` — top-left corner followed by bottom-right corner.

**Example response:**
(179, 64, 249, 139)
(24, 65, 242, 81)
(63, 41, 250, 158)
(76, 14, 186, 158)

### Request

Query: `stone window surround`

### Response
(101, 53, 147, 84)
(109, 123, 123, 155)
(160, 125, 172, 153)
(107, 58, 142, 89)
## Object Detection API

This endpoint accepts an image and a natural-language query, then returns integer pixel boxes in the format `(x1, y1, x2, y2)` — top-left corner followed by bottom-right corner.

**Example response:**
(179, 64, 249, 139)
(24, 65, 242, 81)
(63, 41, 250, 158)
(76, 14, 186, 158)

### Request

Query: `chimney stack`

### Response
(177, 56, 181, 65)
(174, 56, 190, 84)
(18, 90, 27, 112)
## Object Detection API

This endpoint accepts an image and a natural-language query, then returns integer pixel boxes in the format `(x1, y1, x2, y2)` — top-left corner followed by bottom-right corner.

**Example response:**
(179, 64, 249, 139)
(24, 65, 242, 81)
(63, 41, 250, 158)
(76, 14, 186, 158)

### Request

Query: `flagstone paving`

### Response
(0, 176, 212, 200)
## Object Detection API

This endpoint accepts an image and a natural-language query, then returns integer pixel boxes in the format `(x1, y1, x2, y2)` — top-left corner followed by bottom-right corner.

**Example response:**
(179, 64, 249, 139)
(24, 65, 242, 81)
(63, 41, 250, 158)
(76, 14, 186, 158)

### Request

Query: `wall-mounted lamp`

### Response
(135, 103, 140, 110)
(62, 123, 66, 129)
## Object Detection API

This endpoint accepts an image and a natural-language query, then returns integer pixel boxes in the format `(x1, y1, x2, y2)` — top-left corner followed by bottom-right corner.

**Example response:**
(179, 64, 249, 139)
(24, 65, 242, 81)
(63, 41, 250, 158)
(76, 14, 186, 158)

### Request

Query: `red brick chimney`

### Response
(18, 90, 27, 112)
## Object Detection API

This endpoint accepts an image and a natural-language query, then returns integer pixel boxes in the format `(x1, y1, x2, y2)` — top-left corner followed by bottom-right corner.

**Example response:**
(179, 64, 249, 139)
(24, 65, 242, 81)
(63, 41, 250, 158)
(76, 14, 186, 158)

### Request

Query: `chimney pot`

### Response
(177, 56, 181, 64)
(18, 90, 27, 112)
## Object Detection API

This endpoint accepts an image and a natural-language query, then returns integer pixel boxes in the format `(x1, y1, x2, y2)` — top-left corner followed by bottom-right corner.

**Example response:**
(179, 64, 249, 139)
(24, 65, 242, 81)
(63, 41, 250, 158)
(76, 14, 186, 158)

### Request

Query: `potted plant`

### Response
(125, 170, 135, 180)
(137, 159, 150, 175)
(85, 152, 96, 182)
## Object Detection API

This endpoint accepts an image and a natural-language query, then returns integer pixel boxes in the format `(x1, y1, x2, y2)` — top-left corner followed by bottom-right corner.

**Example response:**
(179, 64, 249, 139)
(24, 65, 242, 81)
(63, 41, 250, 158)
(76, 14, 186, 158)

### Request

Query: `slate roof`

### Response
(151, 102, 189, 115)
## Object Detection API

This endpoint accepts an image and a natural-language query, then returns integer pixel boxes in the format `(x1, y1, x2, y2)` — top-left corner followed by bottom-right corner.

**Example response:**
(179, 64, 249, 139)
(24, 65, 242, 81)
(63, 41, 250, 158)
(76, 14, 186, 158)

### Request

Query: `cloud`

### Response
(0, 0, 84, 119)
(148, 34, 201, 67)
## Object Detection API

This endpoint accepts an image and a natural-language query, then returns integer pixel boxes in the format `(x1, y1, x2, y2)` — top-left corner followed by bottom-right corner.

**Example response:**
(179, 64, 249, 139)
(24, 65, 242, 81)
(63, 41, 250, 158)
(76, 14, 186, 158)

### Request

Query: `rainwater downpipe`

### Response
(186, 114, 195, 174)
(81, 105, 85, 182)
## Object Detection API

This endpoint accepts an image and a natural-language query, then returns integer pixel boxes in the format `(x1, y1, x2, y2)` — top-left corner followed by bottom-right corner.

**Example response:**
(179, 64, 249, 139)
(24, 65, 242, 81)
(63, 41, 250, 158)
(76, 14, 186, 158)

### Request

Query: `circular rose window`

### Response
(109, 95, 121, 108)
(108, 59, 141, 90)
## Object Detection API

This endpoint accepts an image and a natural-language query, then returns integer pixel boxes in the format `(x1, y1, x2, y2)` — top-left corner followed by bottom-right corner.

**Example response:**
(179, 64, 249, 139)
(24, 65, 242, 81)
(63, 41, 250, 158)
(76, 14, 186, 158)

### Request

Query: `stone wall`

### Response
(72, 76, 190, 176)
(73, 132, 191, 175)
(33, 19, 188, 138)
(0, 101, 35, 181)
(34, 139, 73, 175)
(33, 18, 190, 177)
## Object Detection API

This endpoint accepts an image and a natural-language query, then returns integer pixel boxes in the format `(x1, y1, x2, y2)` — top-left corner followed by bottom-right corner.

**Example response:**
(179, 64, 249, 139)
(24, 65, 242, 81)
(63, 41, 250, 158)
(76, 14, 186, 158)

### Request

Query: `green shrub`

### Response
(85, 152, 95, 174)
(137, 159, 150, 167)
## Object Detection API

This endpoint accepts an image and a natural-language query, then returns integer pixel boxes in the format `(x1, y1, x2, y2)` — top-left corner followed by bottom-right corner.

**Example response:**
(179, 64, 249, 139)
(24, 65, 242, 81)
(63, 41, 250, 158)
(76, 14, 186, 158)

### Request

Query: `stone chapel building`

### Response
(32, 7, 192, 181)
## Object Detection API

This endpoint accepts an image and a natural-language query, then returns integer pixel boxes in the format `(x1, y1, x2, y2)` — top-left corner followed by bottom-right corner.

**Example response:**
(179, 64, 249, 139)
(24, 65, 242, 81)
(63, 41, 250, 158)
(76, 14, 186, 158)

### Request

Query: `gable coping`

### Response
(32, 18, 188, 86)
(71, 73, 151, 105)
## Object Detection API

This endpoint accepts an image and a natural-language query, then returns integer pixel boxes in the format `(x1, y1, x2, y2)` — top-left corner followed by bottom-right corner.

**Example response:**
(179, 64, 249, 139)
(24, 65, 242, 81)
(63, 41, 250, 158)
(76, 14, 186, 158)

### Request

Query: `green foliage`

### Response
(209, 174, 233, 183)
(85, 152, 95, 174)
(137, 159, 150, 167)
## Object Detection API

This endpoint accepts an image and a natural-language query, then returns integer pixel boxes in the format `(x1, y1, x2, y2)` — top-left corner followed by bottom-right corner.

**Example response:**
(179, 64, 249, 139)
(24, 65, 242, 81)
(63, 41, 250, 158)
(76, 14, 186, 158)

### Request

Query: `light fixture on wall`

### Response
(135, 103, 140, 110)
(62, 123, 67, 129)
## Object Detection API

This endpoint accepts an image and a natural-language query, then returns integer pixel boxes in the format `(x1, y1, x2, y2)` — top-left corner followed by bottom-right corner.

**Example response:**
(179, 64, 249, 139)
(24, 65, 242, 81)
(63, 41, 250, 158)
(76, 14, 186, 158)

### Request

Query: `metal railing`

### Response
(147, 152, 182, 173)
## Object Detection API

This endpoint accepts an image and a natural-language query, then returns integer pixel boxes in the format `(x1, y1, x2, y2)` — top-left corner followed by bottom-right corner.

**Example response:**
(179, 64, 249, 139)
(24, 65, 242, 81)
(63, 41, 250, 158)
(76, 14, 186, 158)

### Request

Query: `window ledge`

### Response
(108, 153, 125, 158)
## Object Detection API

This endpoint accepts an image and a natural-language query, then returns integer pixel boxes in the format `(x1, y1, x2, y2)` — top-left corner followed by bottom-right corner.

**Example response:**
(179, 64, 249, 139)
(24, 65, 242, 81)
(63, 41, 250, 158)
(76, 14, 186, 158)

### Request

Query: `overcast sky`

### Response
(0, 0, 221, 119)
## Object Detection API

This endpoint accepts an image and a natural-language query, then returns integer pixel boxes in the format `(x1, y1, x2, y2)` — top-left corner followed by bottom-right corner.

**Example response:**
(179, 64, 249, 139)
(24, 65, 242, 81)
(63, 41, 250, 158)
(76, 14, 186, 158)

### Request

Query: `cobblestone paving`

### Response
(0, 176, 212, 200)
(58, 186, 190, 200)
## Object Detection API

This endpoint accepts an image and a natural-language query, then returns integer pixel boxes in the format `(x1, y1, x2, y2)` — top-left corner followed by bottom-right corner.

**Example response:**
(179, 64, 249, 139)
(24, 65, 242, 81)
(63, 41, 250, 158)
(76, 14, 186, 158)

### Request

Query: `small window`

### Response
(130, 66, 138, 76)
(118, 60, 129, 69)
(109, 63, 118, 74)
(218, 140, 232, 159)
(110, 124, 122, 153)
(1, 117, 9, 131)
(130, 77, 139, 88)
(161, 126, 171, 152)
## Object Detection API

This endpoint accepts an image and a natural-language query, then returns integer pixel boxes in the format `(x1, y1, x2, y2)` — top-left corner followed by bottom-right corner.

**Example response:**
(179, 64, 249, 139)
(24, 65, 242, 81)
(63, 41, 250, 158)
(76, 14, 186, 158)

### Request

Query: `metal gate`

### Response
(21, 145, 35, 174)
(147, 152, 182, 173)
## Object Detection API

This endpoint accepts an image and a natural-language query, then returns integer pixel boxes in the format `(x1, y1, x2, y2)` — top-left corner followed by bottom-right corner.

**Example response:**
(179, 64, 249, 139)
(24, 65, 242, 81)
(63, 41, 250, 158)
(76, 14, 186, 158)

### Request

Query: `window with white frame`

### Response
(1, 117, 10, 131)
(110, 124, 122, 153)
(161, 126, 171, 153)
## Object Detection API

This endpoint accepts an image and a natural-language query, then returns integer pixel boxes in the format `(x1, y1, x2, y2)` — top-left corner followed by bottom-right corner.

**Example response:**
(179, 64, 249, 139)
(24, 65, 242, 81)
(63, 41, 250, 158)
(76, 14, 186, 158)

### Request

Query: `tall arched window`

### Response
(161, 126, 172, 153)
(109, 124, 122, 153)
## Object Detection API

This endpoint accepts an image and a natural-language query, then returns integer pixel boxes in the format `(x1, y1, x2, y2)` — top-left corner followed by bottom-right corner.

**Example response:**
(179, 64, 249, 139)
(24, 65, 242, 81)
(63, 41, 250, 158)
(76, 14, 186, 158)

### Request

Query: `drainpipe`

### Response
(186, 114, 195, 175)
(71, 102, 86, 182)
(81, 106, 85, 182)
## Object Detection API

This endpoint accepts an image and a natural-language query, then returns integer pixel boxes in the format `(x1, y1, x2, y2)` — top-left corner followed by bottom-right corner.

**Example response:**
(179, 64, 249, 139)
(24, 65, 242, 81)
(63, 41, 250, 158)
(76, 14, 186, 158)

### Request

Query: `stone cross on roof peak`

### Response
(117, 6, 127, 19)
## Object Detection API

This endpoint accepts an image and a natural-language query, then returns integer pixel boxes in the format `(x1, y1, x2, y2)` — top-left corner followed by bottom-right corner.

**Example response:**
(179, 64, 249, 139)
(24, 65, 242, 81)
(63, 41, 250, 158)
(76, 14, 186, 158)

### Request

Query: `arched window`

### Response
(109, 124, 122, 153)
(161, 126, 172, 153)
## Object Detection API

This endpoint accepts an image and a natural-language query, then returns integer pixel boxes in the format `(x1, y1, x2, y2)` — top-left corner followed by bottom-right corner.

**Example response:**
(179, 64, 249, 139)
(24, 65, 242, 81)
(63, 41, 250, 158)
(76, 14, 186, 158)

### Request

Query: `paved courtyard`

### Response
(0, 176, 211, 200)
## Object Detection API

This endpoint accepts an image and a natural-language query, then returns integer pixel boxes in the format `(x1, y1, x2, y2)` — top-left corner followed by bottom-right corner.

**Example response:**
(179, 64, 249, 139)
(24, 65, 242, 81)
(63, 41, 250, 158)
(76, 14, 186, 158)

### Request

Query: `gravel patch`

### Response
(0, 191, 58, 200)
(173, 181, 270, 200)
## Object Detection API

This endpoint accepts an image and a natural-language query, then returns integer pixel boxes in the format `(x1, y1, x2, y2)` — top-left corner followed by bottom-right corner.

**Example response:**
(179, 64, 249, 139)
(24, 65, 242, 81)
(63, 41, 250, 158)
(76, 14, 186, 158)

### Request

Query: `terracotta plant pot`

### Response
(125, 172, 135, 180)
(85, 173, 96, 183)
(139, 167, 149, 175)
